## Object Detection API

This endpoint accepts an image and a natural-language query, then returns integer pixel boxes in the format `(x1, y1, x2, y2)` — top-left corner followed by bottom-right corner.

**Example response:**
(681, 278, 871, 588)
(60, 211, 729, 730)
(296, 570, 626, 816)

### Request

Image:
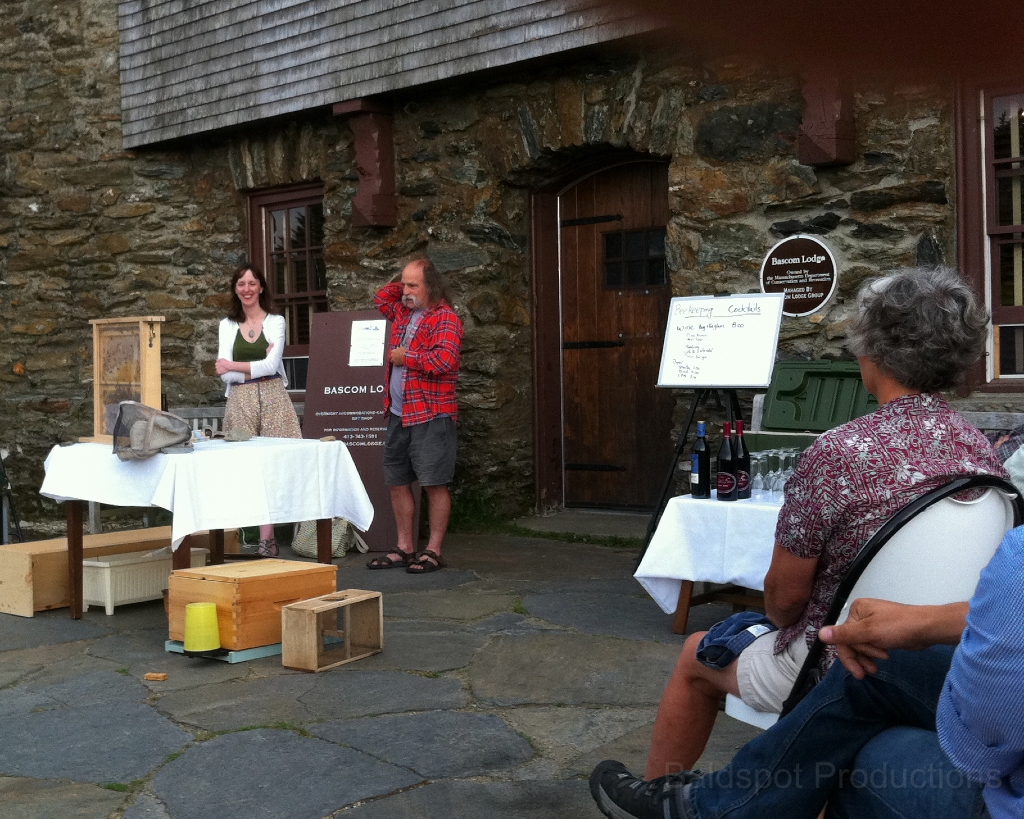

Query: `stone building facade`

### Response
(1, 1, 1017, 529)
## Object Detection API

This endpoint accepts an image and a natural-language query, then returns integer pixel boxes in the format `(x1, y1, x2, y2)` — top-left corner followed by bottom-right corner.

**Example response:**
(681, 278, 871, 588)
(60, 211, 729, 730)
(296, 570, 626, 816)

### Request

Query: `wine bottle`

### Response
(717, 421, 738, 501)
(734, 419, 751, 499)
(690, 421, 711, 499)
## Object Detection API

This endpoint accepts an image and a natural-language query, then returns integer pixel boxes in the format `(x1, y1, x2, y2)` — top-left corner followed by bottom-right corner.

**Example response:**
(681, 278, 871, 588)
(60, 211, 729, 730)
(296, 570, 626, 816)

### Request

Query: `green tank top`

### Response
(233, 330, 269, 363)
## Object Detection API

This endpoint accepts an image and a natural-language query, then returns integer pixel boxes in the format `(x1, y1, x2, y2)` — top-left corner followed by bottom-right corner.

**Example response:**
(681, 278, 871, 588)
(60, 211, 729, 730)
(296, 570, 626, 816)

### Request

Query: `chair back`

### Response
(779, 474, 1023, 717)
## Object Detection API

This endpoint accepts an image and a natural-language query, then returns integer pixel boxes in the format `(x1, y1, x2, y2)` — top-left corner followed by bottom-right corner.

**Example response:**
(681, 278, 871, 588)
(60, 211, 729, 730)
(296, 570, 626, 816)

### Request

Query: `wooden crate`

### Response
(282, 590, 383, 672)
(168, 559, 337, 651)
(0, 527, 236, 617)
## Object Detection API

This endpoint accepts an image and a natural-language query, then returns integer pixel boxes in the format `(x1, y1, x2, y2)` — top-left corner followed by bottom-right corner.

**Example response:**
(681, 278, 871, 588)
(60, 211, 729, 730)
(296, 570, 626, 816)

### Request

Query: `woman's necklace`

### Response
(245, 312, 265, 340)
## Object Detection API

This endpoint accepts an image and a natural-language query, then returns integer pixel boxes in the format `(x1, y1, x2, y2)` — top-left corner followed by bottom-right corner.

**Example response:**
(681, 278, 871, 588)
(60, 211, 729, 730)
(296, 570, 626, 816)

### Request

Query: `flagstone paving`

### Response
(0, 531, 760, 818)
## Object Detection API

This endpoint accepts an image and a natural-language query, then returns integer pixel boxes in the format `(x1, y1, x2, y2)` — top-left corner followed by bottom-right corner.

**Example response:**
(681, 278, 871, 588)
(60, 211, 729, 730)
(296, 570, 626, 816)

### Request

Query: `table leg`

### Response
(672, 580, 694, 635)
(173, 535, 193, 570)
(66, 501, 84, 620)
(316, 518, 332, 564)
(210, 529, 224, 565)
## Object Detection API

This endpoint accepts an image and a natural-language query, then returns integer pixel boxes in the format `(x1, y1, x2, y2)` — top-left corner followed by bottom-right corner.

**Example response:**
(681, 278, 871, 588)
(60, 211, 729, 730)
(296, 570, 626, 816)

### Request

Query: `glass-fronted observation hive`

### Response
(84, 317, 165, 442)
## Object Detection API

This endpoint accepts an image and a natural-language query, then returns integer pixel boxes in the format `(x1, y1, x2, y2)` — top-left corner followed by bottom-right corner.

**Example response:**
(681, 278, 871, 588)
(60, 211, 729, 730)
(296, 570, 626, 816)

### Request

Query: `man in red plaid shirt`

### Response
(368, 259, 463, 574)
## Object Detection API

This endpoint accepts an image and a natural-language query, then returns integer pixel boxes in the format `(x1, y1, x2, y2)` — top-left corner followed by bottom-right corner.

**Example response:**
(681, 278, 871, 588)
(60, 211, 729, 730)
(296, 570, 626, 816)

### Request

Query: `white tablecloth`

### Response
(634, 493, 782, 613)
(40, 438, 374, 549)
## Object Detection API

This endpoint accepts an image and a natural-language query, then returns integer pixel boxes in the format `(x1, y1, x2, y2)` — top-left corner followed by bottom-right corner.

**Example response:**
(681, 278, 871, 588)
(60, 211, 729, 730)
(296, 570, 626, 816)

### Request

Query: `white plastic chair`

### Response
(724, 475, 1023, 729)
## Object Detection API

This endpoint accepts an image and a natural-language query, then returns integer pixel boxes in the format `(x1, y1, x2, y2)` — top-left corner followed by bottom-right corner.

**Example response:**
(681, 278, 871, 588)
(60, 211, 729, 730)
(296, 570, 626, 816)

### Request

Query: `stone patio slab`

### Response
(470, 633, 680, 705)
(521, 592, 685, 642)
(343, 779, 595, 818)
(0, 700, 191, 783)
(311, 710, 534, 777)
(383, 589, 513, 620)
(156, 669, 468, 731)
(152, 729, 422, 819)
(0, 776, 126, 819)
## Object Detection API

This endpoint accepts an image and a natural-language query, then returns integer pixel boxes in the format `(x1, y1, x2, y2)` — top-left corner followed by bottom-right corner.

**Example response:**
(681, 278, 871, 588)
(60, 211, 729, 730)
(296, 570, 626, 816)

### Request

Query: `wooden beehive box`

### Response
(168, 559, 337, 651)
(282, 590, 383, 672)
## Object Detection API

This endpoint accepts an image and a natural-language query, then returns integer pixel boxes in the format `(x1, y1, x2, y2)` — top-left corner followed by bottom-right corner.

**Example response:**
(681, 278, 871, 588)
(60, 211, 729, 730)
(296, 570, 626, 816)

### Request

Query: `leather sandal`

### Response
(366, 550, 413, 570)
(407, 549, 444, 574)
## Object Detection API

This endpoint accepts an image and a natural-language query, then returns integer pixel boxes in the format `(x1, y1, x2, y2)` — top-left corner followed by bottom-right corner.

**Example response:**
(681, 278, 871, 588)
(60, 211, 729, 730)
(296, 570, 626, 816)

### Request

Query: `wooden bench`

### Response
(0, 527, 235, 617)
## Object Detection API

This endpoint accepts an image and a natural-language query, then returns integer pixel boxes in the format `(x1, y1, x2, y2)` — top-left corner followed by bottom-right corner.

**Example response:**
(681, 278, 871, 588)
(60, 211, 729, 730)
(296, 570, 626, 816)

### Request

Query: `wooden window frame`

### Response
(246, 182, 327, 396)
(958, 82, 1024, 391)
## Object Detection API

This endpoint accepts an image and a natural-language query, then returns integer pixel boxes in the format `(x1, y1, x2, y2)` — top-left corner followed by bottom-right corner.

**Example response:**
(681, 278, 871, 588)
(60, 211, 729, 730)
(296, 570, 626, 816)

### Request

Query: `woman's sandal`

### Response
(366, 549, 413, 570)
(407, 549, 444, 574)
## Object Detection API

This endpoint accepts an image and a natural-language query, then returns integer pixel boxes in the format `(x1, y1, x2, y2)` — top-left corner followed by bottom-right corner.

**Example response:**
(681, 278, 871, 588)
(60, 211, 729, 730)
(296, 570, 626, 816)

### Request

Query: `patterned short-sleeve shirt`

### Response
(774, 392, 1006, 657)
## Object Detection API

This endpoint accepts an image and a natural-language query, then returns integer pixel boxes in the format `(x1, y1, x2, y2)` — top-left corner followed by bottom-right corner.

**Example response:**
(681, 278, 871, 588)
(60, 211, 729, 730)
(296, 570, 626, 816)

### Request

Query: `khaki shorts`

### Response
(735, 629, 812, 713)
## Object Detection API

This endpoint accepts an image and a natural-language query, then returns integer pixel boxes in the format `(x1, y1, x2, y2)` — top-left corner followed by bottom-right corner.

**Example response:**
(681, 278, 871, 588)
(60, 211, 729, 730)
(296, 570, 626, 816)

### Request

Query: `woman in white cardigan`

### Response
(215, 264, 302, 556)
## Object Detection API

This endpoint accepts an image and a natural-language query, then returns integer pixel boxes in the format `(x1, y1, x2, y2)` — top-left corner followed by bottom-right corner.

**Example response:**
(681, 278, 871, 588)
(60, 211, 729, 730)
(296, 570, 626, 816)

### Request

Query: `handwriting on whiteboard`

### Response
(657, 295, 784, 389)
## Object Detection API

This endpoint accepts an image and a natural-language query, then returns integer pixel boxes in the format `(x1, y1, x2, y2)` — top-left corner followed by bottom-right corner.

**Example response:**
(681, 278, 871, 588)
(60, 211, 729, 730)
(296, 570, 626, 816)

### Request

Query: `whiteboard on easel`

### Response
(657, 293, 785, 388)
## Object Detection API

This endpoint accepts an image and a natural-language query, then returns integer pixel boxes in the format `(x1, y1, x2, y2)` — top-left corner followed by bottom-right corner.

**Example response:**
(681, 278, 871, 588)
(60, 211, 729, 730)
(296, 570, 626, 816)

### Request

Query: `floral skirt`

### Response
(223, 378, 301, 439)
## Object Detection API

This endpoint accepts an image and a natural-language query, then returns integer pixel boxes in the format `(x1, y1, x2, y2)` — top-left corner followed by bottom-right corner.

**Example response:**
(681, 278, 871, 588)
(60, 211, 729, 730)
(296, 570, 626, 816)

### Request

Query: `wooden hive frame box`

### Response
(281, 590, 383, 672)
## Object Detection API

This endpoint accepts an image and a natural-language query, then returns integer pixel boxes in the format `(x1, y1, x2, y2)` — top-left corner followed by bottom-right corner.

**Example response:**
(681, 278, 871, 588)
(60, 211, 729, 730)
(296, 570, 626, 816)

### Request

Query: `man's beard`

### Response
(402, 294, 424, 309)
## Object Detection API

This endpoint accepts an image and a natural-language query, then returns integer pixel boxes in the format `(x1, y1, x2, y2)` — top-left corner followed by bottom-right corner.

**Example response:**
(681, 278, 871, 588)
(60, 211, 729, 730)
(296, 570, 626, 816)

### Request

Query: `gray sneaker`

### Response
(589, 760, 703, 819)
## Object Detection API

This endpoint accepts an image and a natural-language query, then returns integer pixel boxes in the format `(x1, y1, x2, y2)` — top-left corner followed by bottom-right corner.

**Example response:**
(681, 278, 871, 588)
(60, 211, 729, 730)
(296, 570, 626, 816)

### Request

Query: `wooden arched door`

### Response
(559, 161, 674, 508)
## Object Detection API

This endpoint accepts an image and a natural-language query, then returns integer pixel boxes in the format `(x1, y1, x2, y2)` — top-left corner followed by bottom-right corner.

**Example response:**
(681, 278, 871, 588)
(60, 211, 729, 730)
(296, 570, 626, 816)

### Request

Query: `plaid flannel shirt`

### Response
(375, 281, 463, 425)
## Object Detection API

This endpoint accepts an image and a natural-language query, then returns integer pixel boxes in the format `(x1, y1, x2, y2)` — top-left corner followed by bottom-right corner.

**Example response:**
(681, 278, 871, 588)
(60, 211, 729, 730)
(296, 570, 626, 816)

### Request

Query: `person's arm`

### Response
(247, 314, 285, 379)
(819, 598, 968, 679)
(374, 281, 404, 321)
(402, 310, 463, 375)
(763, 544, 817, 628)
(937, 528, 1024, 782)
(216, 319, 246, 385)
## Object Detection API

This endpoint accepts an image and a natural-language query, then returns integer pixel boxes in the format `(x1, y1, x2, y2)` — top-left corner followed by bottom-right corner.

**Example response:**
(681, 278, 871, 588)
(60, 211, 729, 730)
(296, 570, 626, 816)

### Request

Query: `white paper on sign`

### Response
(349, 320, 387, 367)
(656, 294, 785, 389)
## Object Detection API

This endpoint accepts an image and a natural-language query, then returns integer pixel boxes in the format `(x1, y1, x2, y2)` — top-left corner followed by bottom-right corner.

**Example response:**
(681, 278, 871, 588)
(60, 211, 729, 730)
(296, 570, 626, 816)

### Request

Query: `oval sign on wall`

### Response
(760, 235, 838, 317)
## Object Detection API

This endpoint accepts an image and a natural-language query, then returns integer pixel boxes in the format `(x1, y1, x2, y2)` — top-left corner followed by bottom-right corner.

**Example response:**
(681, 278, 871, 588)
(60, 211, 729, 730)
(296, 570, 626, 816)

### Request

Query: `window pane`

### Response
(293, 253, 308, 293)
(271, 210, 286, 251)
(290, 208, 306, 249)
(624, 232, 645, 259)
(997, 173, 1024, 227)
(312, 255, 327, 292)
(295, 302, 312, 345)
(309, 203, 324, 247)
(648, 258, 667, 286)
(272, 256, 287, 293)
(1000, 325, 1024, 375)
(605, 232, 622, 259)
(626, 260, 646, 287)
(284, 356, 309, 391)
(605, 260, 623, 287)
(998, 241, 1024, 307)
(648, 229, 666, 257)
(993, 95, 1024, 161)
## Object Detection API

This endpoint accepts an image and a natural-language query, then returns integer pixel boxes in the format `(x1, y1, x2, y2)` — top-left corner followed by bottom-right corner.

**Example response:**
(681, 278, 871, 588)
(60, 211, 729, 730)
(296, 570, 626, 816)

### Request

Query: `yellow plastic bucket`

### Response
(183, 602, 221, 653)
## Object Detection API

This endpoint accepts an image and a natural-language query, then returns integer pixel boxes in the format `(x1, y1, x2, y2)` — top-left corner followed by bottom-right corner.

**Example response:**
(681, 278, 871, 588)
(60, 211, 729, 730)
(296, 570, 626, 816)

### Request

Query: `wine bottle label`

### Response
(691, 454, 699, 483)
(717, 472, 736, 493)
(737, 470, 750, 491)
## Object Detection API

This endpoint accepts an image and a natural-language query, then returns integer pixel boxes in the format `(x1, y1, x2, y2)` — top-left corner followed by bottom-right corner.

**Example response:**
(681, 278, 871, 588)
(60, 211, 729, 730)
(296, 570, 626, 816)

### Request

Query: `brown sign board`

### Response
(760, 235, 838, 317)
(303, 310, 414, 552)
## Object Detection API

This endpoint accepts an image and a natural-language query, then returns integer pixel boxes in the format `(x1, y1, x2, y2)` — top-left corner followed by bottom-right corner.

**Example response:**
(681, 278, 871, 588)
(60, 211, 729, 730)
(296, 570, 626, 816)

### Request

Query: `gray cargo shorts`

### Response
(383, 412, 457, 487)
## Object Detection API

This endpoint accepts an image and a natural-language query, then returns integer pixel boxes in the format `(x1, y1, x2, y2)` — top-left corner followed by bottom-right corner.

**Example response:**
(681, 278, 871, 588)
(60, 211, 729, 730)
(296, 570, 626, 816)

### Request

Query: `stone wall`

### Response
(2, 1, 1018, 530)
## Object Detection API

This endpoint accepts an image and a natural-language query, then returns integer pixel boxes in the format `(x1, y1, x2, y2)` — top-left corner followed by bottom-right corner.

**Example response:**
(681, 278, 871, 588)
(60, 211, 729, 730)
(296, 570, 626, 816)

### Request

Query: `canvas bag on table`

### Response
(291, 518, 369, 558)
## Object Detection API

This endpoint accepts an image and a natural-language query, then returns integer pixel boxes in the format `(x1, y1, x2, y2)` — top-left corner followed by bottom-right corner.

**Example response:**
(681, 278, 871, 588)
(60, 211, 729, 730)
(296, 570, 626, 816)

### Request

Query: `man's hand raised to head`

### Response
(819, 598, 969, 679)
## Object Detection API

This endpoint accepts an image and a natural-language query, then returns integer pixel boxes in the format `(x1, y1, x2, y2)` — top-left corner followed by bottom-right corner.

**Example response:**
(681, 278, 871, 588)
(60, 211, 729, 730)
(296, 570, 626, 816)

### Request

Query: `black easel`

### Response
(635, 387, 744, 567)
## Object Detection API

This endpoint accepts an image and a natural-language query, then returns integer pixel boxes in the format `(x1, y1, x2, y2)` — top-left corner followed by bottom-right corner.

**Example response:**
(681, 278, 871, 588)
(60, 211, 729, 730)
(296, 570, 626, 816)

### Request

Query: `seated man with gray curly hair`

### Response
(633, 267, 1007, 787)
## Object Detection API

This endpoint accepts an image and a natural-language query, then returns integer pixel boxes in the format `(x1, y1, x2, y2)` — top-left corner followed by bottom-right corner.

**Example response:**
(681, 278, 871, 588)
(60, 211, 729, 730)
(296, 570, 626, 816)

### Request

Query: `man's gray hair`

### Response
(847, 267, 989, 392)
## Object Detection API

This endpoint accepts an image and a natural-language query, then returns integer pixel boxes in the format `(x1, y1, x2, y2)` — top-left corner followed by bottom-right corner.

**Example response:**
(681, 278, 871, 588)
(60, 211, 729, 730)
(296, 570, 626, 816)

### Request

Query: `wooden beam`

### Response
(798, 74, 856, 166)
(334, 100, 398, 227)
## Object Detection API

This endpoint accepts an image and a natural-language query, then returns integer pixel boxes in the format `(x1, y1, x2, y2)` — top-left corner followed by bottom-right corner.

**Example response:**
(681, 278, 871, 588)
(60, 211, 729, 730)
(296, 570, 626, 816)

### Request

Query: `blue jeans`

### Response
(680, 646, 989, 819)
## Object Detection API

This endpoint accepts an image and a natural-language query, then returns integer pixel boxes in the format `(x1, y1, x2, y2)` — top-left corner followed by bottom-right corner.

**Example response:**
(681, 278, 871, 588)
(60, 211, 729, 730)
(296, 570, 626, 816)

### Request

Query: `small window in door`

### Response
(604, 228, 667, 288)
